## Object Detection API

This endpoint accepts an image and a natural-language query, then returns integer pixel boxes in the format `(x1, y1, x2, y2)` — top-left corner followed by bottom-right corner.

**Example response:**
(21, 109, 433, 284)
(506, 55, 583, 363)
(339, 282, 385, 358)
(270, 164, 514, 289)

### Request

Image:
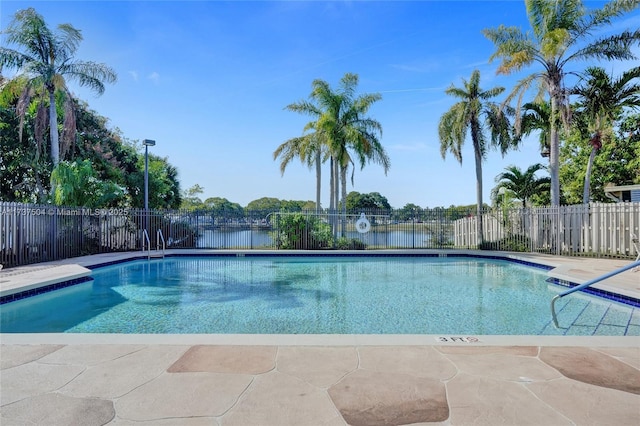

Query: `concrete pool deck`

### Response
(1, 250, 639, 425)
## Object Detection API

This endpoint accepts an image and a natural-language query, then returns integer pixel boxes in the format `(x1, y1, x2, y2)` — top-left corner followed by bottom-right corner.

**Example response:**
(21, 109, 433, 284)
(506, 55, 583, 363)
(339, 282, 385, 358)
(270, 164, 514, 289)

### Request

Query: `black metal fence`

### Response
(1, 202, 638, 268)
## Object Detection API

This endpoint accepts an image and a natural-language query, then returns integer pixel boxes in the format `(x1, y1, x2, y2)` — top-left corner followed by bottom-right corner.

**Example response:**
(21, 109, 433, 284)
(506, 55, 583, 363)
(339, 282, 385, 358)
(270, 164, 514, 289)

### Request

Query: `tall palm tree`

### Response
(312, 74, 389, 220)
(483, 0, 640, 206)
(278, 73, 390, 226)
(493, 163, 551, 207)
(571, 66, 640, 203)
(439, 69, 516, 244)
(0, 7, 117, 166)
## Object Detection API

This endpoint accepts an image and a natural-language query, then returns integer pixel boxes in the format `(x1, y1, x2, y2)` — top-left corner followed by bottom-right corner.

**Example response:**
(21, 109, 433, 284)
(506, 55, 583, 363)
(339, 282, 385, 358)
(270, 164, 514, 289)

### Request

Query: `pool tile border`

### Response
(85, 255, 150, 270)
(547, 277, 640, 308)
(1, 252, 637, 311)
(0, 276, 94, 304)
(146, 250, 555, 270)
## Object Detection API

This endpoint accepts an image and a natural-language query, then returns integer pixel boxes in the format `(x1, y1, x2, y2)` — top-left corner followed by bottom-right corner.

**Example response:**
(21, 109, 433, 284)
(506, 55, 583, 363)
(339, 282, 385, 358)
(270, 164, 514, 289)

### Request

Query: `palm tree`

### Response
(278, 73, 390, 226)
(312, 74, 389, 220)
(483, 0, 640, 206)
(571, 66, 640, 203)
(0, 7, 117, 166)
(493, 163, 551, 208)
(520, 100, 554, 157)
(439, 69, 516, 244)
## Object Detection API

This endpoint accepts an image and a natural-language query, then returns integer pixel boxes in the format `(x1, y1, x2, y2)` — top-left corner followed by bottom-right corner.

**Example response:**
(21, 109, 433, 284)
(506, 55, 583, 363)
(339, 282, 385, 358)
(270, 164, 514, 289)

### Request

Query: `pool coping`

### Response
(2, 332, 639, 347)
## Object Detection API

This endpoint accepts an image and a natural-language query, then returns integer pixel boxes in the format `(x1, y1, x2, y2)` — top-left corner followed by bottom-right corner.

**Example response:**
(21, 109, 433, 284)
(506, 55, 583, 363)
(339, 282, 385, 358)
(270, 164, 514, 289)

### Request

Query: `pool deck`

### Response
(1, 250, 639, 425)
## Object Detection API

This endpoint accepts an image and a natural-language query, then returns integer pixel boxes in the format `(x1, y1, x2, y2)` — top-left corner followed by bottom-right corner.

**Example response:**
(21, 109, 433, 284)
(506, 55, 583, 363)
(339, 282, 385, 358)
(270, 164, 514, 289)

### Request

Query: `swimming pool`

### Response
(1, 256, 638, 335)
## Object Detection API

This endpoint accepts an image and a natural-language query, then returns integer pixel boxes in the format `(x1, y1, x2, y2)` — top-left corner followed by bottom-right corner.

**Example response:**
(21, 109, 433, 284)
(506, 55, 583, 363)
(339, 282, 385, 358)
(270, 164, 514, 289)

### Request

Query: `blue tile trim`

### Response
(163, 251, 551, 268)
(236, 252, 441, 258)
(0, 276, 94, 305)
(166, 252, 439, 258)
(85, 256, 150, 269)
(5, 252, 631, 310)
(444, 253, 554, 270)
(546, 277, 640, 308)
(82, 251, 552, 272)
(86, 252, 553, 270)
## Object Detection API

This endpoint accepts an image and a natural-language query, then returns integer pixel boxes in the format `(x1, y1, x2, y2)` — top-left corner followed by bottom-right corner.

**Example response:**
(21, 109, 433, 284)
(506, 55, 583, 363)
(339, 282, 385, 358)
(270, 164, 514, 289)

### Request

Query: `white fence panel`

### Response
(453, 202, 639, 257)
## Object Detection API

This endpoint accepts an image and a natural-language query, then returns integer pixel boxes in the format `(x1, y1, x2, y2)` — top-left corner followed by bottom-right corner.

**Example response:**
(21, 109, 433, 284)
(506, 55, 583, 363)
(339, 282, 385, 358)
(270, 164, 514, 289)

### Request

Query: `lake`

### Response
(196, 229, 441, 249)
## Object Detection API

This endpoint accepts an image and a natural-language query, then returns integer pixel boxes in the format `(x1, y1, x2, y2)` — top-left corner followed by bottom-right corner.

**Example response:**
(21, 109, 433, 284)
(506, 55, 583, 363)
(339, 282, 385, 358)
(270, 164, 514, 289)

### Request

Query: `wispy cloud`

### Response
(391, 64, 426, 73)
(461, 60, 492, 70)
(390, 61, 442, 73)
(148, 72, 160, 84)
(128, 70, 139, 81)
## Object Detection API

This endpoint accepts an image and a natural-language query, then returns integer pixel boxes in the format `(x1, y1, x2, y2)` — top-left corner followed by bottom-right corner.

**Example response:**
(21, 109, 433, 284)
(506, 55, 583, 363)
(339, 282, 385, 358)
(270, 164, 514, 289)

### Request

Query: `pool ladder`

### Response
(142, 229, 166, 260)
(550, 259, 640, 328)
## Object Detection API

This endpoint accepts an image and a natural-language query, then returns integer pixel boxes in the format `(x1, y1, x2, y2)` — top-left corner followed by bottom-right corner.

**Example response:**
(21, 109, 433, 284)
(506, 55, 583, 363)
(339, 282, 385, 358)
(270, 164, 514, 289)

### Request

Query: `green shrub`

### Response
(273, 213, 333, 249)
(479, 235, 531, 252)
(336, 237, 367, 250)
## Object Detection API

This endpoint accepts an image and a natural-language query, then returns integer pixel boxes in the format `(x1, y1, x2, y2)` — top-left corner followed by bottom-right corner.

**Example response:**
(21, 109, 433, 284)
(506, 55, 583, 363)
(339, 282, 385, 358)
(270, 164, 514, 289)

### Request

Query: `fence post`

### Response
(412, 209, 416, 249)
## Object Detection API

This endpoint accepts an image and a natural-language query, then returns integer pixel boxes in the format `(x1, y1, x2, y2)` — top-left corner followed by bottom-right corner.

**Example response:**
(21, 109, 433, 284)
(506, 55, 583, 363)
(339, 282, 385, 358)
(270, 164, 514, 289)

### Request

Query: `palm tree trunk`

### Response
(329, 157, 335, 211)
(583, 146, 597, 204)
(315, 150, 321, 213)
(329, 157, 337, 237)
(340, 165, 347, 236)
(549, 86, 561, 207)
(474, 146, 484, 246)
(49, 89, 60, 166)
(333, 160, 340, 210)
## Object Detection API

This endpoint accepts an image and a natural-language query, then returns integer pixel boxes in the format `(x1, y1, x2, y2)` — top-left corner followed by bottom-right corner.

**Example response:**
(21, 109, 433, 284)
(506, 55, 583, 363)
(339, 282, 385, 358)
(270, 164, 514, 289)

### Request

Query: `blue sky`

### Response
(2, 1, 639, 208)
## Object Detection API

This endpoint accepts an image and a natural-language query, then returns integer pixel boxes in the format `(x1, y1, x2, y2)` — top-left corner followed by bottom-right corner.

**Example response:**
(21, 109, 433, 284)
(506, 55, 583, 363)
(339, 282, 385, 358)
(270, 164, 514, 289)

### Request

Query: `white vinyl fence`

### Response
(454, 202, 640, 257)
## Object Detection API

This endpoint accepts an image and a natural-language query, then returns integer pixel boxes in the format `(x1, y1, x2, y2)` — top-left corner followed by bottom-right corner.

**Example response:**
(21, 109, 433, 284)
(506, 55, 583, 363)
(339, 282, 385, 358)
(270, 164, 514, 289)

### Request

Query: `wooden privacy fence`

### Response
(454, 202, 640, 257)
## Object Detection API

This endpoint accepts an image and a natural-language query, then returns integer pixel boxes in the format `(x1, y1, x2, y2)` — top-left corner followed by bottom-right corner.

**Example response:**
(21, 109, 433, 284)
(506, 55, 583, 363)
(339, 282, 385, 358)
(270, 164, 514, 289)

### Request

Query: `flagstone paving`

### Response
(1, 343, 639, 425)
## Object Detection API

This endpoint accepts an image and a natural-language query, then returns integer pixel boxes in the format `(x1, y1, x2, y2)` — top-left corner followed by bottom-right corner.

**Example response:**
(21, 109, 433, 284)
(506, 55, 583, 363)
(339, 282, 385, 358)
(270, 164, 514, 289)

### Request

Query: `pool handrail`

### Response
(142, 229, 151, 260)
(551, 259, 640, 328)
(156, 229, 166, 258)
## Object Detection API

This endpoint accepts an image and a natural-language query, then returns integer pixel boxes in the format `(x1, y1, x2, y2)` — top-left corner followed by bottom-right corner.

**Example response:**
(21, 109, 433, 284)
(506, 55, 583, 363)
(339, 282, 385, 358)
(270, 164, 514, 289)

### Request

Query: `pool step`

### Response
(148, 251, 165, 259)
(548, 297, 639, 336)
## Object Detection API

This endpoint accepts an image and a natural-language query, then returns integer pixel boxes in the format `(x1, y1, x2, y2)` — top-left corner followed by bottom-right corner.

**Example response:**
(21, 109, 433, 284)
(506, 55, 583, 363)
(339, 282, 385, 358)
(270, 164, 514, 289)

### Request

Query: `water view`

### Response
(196, 230, 439, 249)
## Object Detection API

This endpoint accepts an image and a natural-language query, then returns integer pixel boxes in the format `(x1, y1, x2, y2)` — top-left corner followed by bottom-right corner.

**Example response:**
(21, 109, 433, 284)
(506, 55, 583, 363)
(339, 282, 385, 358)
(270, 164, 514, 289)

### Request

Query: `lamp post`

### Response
(142, 139, 155, 241)
(143, 139, 156, 211)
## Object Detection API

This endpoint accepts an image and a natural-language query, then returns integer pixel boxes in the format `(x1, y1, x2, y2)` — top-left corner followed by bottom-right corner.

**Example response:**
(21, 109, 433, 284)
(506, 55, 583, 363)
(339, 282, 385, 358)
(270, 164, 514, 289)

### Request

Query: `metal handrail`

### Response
(142, 229, 151, 260)
(156, 229, 166, 258)
(551, 260, 640, 327)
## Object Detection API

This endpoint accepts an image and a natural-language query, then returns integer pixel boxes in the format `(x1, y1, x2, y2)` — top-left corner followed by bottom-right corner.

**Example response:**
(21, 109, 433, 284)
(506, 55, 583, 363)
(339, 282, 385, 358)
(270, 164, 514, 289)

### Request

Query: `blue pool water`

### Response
(1, 256, 638, 335)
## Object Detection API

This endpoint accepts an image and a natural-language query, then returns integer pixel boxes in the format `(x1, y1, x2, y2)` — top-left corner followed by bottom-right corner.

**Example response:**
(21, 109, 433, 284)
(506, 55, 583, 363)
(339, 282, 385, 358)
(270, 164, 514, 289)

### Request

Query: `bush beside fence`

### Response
(1, 202, 638, 268)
